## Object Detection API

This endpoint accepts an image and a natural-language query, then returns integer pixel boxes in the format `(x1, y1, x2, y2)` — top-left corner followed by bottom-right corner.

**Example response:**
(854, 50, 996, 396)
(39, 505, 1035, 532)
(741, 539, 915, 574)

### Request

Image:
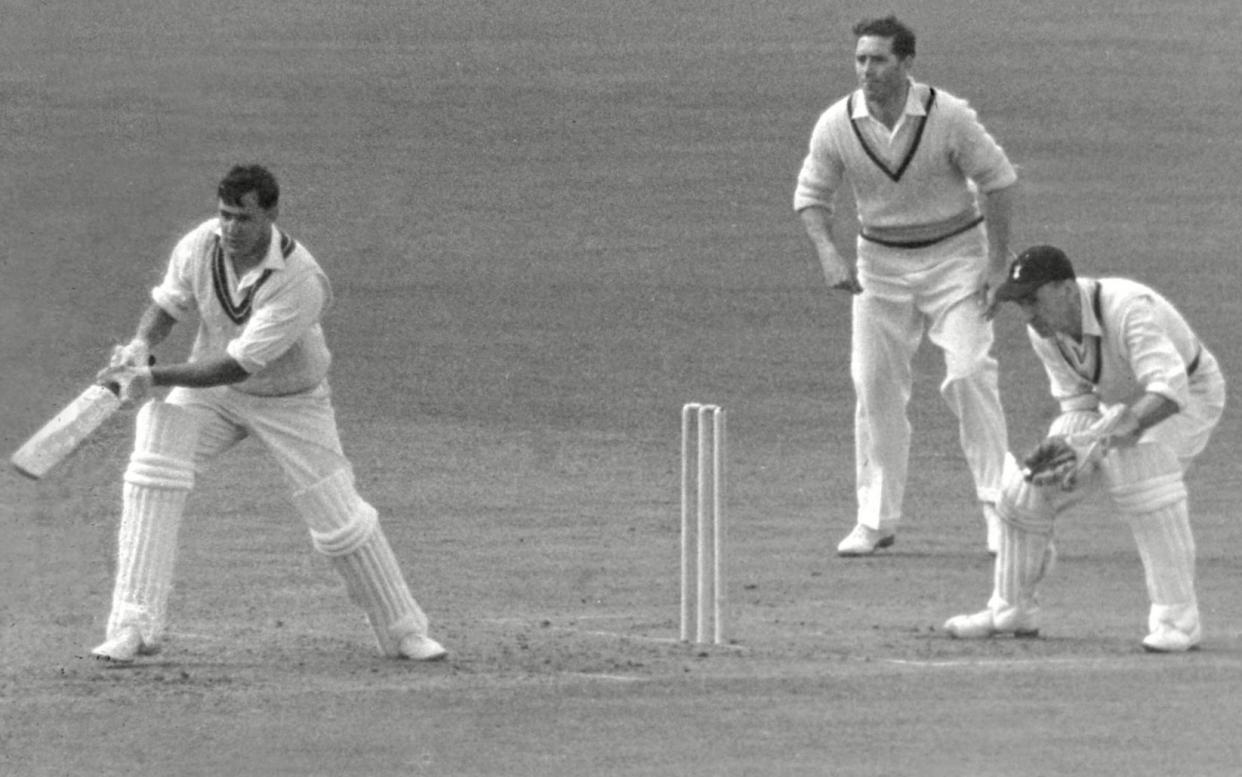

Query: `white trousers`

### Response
(108, 383, 434, 655)
(166, 382, 349, 490)
(851, 226, 1008, 530)
(988, 361, 1225, 636)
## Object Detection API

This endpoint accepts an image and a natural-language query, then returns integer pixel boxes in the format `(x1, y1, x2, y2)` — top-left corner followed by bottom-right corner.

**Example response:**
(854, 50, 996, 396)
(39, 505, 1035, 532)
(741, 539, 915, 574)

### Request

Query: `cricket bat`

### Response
(10, 382, 123, 480)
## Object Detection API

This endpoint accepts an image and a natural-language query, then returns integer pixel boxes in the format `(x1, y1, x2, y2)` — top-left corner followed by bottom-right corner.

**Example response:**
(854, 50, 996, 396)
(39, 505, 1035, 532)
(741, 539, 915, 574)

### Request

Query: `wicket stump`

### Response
(680, 403, 725, 644)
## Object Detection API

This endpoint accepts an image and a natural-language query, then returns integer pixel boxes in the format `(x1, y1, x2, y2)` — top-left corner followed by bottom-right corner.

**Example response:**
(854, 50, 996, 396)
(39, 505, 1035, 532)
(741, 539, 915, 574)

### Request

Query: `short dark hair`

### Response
(853, 15, 916, 59)
(218, 164, 280, 210)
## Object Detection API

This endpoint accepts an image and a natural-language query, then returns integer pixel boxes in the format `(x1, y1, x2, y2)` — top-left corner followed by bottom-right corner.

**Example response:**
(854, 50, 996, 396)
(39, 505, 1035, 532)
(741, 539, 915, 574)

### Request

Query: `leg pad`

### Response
(1105, 442, 1199, 644)
(988, 457, 1055, 628)
(292, 470, 430, 656)
(107, 401, 199, 647)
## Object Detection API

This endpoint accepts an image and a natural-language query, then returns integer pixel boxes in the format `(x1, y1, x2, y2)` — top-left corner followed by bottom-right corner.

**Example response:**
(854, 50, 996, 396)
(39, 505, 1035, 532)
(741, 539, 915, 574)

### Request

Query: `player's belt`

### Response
(860, 213, 984, 249)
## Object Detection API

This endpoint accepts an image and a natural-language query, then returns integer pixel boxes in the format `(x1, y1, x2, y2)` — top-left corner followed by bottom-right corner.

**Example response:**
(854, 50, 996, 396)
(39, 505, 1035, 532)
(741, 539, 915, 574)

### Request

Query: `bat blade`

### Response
(10, 384, 122, 480)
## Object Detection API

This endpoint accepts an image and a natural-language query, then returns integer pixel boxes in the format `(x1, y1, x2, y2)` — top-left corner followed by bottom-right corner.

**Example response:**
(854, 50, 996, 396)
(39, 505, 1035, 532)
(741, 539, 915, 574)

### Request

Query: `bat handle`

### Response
(99, 355, 155, 396)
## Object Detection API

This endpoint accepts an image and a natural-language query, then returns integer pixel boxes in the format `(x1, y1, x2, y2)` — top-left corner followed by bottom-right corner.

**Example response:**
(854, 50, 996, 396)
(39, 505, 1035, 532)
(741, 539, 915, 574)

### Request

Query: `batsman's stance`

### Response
(92, 165, 447, 663)
(945, 246, 1225, 652)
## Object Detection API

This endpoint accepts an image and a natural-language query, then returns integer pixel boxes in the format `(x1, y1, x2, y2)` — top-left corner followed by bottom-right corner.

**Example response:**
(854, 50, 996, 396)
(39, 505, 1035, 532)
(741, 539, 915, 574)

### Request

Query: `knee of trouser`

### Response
(1104, 443, 1186, 515)
(941, 342, 997, 385)
(291, 469, 380, 557)
(124, 401, 199, 490)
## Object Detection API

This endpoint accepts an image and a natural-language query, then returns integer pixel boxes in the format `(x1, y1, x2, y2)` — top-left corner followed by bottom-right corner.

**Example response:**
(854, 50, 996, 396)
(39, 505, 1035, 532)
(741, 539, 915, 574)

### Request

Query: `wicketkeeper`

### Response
(943, 245, 1225, 652)
(91, 165, 447, 663)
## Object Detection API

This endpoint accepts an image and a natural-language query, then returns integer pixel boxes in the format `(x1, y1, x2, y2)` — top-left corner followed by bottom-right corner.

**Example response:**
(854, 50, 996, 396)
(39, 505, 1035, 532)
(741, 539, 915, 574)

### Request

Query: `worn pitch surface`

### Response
(2, 2, 1241, 775)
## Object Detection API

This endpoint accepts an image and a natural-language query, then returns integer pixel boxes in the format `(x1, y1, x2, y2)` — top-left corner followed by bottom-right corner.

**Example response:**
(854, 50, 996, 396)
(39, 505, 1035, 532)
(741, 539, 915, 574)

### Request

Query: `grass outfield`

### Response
(2, 1, 1240, 775)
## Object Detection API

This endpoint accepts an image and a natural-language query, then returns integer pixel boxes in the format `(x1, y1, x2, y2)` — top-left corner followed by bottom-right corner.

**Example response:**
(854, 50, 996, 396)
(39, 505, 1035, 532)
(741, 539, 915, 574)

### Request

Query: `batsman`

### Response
(91, 164, 447, 663)
(944, 246, 1225, 652)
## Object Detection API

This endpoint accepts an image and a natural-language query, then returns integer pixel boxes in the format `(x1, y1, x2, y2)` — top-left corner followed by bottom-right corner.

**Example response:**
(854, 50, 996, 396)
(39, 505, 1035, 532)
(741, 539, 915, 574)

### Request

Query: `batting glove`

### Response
(110, 339, 150, 369)
(96, 364, 153, 409)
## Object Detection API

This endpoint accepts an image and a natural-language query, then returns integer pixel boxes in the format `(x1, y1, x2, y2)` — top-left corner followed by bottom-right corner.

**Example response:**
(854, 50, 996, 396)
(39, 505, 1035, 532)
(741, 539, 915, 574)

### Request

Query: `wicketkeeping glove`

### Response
(1022, 436, 1084, 490)
(1021, 405, 1138, 491)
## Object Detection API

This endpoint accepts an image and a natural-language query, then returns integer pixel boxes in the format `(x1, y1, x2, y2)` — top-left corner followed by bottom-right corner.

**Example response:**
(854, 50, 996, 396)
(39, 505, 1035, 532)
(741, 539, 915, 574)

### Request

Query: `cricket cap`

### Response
(995, 245, 1076, 302)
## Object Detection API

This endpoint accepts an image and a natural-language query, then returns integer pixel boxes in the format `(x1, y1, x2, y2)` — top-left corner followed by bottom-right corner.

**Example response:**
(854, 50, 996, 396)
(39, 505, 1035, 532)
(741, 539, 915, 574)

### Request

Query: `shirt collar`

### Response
(213, 223, 286, 290)
(850, 79, 925, 121)
(1078, 279, 1103, 338)
(257, 227, 287, 270)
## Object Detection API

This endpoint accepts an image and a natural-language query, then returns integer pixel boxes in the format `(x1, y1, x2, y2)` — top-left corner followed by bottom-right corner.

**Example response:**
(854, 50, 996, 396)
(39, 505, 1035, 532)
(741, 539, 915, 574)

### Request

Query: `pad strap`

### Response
(1110, 472, 1186, 514)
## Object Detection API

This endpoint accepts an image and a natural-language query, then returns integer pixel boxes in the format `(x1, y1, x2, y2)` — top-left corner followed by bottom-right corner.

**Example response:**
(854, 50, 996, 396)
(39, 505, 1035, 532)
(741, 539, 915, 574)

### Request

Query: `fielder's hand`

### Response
(819, 253, 863, 295)
(832, 277, 864, 294)
(981, 268, 1009, 320)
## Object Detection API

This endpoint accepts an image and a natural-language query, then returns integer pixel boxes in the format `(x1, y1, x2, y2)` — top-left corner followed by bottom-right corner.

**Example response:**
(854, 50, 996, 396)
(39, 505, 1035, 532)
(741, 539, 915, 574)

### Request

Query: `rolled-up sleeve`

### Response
(1122, 297, 1192, 409)
(225, 271, 327, 374)
(151, 232, 201, 320)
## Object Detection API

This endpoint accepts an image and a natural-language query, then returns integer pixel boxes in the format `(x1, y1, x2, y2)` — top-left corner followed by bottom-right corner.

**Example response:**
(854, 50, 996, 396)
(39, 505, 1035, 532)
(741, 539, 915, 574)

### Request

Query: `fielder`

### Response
(794, 15, 1017, 555)
(944, 246, 1225, 652)
(92, 164, 447, 663)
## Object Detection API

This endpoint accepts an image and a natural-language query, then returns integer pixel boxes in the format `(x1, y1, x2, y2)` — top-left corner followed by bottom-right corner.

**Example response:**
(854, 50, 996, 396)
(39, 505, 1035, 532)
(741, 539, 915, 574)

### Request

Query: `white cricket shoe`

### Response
(91, 626, 148, 664)
(1142, 623, 1202, 653)
(837, 524, 896, 557)
(983, 503, 1002, 555)
(944, 609, 1040, 640)
(397, 633, 448, 661)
